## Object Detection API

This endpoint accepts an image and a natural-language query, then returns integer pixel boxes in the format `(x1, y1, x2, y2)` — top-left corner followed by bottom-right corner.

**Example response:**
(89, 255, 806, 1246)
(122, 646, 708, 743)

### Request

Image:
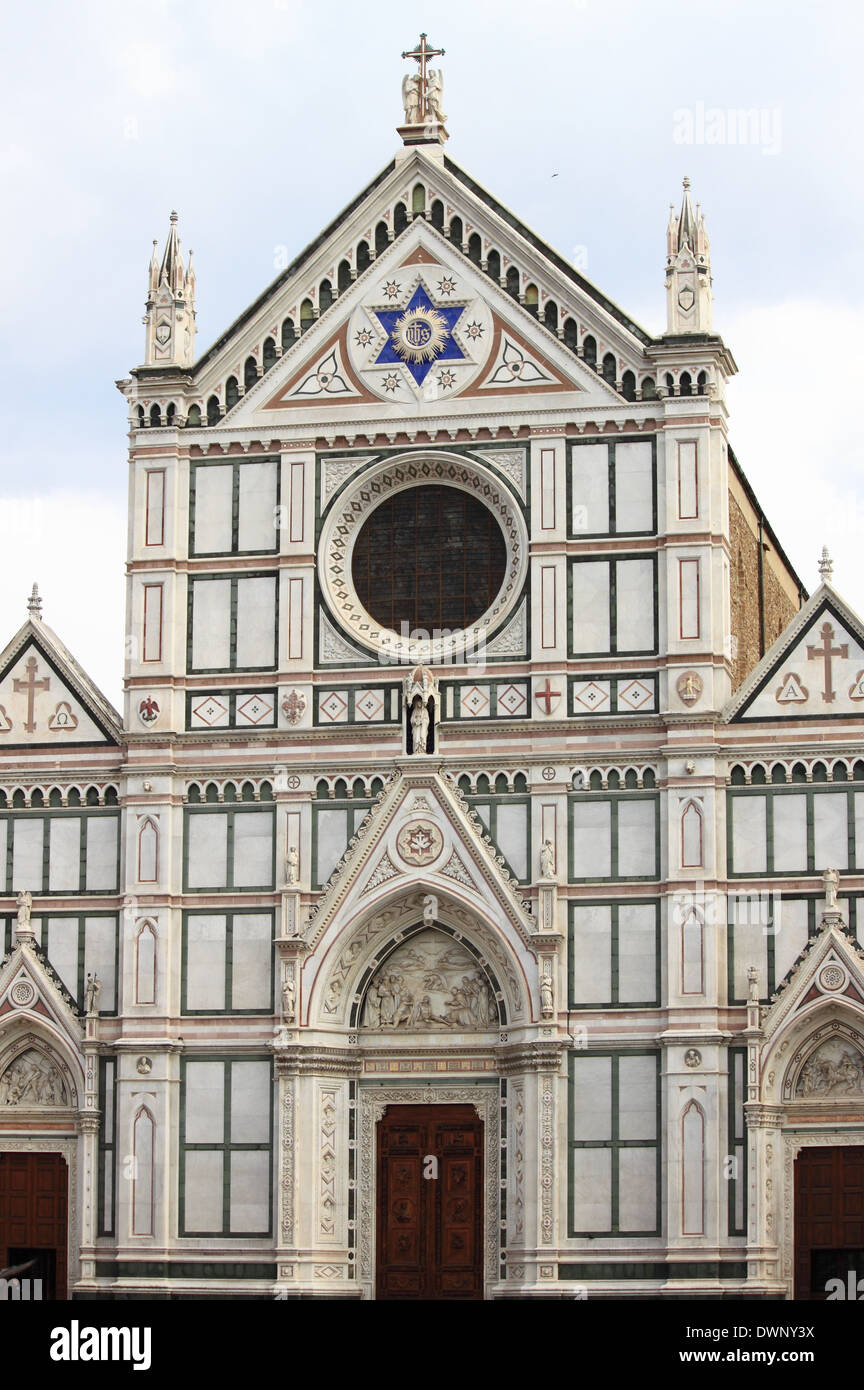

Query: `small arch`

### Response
(137, 405, 145, 427)
(681, 1101, 706, 1235)
(393, 202, 408, 235)
(588, 770, 604, 791)
(0, 789, 7, 809)
(642, 769, 656, 789)
(352, 778, 367, 799)
(206, 395, 220, 426)
(512, 772, 528, 793)
(316, 780, 330, 800)
(606, 769, 621, 790)
(222, 781, 237, 802)
(165, 402, 176, 426)
(337, 259, 352, 294)
(563, 316, 578, 351)
(832, 761, 849, 782)
(458, 775, 472, 795)
(494, 773, 508, 795)
(300, 299, 314, 333)
(187, 783, 201, 804)
(624, 768, 639, 789)
(240, 780, 256, 802)
(621, 370, 636, 401)
(259, 780, 273, 802)
(601, 352, 616, 385)
(791, 762, 808, 784)
(680, 370, 693, 397)
(854, 761, 864, 782)
(85, 785, 100, 805)
(243, 355, 258, 390)
(583, 335, 597, 367)
(356, 240, 370, 274)
(771, 763, 788, 784)
(430, 200, 444, 231)
(449, 215, 463, 246)
(486, 249, 501, 281)
(730, 764, 747, 785)
(811, 761, 828, 783)
(318, 279, 333, 313)
(370, 778, 384, 797)
(524, 283, 539, 314)
(66, 787, 81, 806)
(665, 372, 675, 394)
(262, 337, 277, 373)
(281, 317, 296, 350)
(48, 787, 63, 806)
(411, 183, 425, 216)
(10, 787, 25, 808)
(204, 781, 219, 803)
(505, 266, 520, 299)
(697, 370, 708, 395)
(467, 232, 482, 266)
(544, 300, 558, 333)
(750, 764, 767, 786)
(225, 376, 239, 411)
(29, 788, 44, 808)
(186, 403, 202, 427)
(333, 778, 348, 800)
(641, 376, 657, 400)
(681, 800, 704, 869)
(132, 1105, 156, 1235)
(149, 403, 162, 428)
(475, 773, 490, 796)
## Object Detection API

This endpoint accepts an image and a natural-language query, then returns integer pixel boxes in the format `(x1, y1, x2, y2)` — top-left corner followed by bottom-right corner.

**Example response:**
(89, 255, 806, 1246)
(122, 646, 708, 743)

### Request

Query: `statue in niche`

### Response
(282, 976, 296, 1022)
(361, 929, 496, 1030)
(410, 696, 429, 756)
(285, 845, 299, 886)
(539, 839, 556, 879)
(540, 971, 554, 1017)
(0, 1050, 67, 1106)
(796, 1039, 864, 1098)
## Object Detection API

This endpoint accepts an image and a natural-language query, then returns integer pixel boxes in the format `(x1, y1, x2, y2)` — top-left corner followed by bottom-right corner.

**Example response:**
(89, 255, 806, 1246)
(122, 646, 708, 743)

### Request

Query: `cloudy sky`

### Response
(0, 0, 861, 704)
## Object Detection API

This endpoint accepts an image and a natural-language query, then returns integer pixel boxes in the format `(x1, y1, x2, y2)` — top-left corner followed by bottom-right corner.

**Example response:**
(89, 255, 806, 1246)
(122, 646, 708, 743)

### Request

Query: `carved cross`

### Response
(806, 621, 848, 703)
(12, 656, 50, 733)
(401, 33, 444, 119)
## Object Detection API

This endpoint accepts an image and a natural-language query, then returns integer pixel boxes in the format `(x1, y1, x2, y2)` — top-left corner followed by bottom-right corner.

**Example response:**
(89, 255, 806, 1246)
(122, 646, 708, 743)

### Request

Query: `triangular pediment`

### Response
(725, 584, 864, 722)
(304, 766, 539, 953)
(0, 621, 121, 747)
(226, 222, 619, 424)
(188, 149, 652, 414)
(0, 938, 84, 1050)
(761, 914, 864, 1045)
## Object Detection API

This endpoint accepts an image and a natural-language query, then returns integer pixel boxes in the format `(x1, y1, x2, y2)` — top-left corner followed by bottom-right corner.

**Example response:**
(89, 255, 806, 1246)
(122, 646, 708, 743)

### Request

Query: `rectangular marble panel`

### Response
(236, 576, 276, 668)
(813, 793, 849, 870)
(773, 794, 808, 872)
(232, 812, 274, 888)
(730, 895, 769, 998)
(142, 583, 163, 662)
(183, 1151, 224, 1232)
(571, 562, 610, 653)
(678, 558, 700, 639)
(49, 817, 80, 892)
(773, 897, 809, 984)
(193, 464, 233, 554)
(731, 797, 767, 874)
(230, 1061, 271, 1143)
(186, 915, 227, 1011)
(571, 1148, 611, 1231)
(85, 816, 118, 891)
(615, 440, 653, 532)
(186, 814, 228, 888)
(237, 460, 277, 551)
(677, 441, 698, 519)
(616, 558, 655, 651)
(84, 916, 116, 1010)
(495, 802, 528, 880)
(191, 578, 231, 669)
(617, 800, 656, 877)
(229, 1151, 270, 1233)
(618, 1055, 657, 1140)
(618, 1148, 657, 1231)
(184, 1061, 225, 1143)
(618, 904, 657, 1002)
(571, 800, 612, 878)
(570, 1055, 612, 1141)
(230, 915, 272, 1011)
(45, 916, 78, 998)
(570, 443, 609, 534)
(315, 809, 349, 885)
(571, 904, 612, 1003)
(12, 818, 43, 892)
(145, 469, 165, 546)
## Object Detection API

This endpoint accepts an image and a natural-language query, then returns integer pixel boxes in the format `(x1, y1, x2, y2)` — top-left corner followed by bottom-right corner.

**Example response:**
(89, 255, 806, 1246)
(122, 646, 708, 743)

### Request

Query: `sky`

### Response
(0, 0, 861, 704)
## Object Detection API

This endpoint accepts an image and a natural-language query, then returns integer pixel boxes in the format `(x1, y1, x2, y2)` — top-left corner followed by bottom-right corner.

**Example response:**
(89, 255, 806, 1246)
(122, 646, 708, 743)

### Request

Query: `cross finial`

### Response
(27, 583, 42, 619)
(818, 545, 833, 581)
(401, 32, 445, 123)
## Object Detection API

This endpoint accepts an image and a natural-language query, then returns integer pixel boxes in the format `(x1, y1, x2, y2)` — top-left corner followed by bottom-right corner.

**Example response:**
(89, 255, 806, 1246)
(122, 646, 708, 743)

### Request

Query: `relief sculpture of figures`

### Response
(797, 1041, 864, 1098)
(0, 1050, 66, 1106)
(361, 929, 496, 1030)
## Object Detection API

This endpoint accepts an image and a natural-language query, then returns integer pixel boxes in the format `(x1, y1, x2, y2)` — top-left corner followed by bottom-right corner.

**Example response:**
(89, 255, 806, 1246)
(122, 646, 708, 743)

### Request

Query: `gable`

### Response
(229, 222, 617, 424)
(0, 635, 119, 747)
(727, 591, 864, 722)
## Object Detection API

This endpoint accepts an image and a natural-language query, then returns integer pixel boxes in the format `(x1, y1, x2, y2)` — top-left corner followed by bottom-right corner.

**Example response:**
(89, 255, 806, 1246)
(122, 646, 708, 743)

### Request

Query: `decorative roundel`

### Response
(391, 305, 450, 363)
(684, 1048, 702, 1069)
(818, 964, 847, 993)
(318, 451, 528, 664)
(10, 980, 36, 1008)
(541, 767, 556, 782)
(395, 821, 444, 867)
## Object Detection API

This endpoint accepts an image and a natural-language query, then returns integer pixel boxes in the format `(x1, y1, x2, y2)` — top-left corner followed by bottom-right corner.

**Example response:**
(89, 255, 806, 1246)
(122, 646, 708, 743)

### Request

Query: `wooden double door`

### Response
(0, 1153, 68, 1299)
(376, 1105, 484, 1300)
(795, 1145, 864, 1299)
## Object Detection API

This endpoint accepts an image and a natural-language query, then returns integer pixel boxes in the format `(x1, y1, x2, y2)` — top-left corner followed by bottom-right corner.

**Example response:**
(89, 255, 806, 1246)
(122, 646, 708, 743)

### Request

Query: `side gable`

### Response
(0, 620, 122, 748)
(725, 583, 864, 723)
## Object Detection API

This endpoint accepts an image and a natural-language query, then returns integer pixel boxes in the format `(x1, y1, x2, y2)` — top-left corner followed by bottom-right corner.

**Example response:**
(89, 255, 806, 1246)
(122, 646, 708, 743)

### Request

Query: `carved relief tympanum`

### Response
(795, 1040, 864, 1098)
(362, 929, 496, 1031)
(0, 1049, 69, 1106)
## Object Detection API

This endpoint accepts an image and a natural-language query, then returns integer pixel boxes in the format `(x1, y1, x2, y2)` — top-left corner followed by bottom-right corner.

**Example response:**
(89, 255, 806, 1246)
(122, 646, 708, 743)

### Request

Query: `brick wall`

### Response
(729, 491, 799, 690)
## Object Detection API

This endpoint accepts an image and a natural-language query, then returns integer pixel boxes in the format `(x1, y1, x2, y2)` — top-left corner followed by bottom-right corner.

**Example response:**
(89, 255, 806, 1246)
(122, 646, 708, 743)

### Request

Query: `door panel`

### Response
(0, 1154, 68, 1300)
(376, 1105, 483, 1300)
(795, 1146, 864, 1299)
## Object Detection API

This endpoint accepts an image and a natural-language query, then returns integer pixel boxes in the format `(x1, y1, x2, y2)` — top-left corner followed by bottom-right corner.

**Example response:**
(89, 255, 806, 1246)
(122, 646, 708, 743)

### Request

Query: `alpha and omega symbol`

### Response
(395, 820, 444, 866)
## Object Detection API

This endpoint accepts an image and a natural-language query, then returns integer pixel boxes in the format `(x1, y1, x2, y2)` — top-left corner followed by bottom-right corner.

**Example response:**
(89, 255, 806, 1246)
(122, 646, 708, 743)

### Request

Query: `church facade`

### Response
(1, 48, 864, 1301)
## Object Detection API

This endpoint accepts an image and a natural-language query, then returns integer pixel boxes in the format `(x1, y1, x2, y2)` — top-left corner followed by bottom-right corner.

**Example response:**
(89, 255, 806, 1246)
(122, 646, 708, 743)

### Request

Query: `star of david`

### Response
(373, 284, 466, 385)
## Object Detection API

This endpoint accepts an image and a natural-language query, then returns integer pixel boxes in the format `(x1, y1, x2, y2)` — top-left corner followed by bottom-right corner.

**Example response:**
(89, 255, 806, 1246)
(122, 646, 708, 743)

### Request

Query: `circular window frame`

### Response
(318, 452, 528, 663)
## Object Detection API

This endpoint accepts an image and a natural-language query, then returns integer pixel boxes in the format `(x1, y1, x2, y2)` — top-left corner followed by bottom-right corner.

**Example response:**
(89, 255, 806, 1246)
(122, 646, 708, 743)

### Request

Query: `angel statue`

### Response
(426, 69, 446, 124)
(402, 71, 421, 124)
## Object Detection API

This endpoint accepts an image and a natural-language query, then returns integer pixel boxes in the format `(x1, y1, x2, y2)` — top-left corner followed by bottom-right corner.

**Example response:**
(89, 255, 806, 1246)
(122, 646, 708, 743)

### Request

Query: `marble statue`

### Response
(540, 971, 554, 1016)
(422, 893, 437, 924)
(16, 890, 31, 932)
(426, 68, 446, 123)
(282, 976, 296, 1022)
(84, 973, 102, 1015)
(823, 867, 840, 911)
(747, 964, 760, 1004)
(410, 696, 429, 755)
(401, 72, 421, 124)
(285, 845, 299, 885)
(540, 839, 556, 878)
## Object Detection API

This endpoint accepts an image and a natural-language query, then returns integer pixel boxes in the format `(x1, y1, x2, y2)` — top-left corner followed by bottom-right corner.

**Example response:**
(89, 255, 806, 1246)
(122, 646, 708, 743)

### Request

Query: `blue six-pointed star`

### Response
(372, 284, 467, 385)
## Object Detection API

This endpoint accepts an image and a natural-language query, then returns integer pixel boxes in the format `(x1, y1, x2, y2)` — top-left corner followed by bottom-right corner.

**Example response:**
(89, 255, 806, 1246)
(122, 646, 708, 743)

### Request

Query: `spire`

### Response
(26, 583, 42, 620)
(818, 545, 834, 582)
(664, 177, 712, 334)
(143, 210, 197, 367)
